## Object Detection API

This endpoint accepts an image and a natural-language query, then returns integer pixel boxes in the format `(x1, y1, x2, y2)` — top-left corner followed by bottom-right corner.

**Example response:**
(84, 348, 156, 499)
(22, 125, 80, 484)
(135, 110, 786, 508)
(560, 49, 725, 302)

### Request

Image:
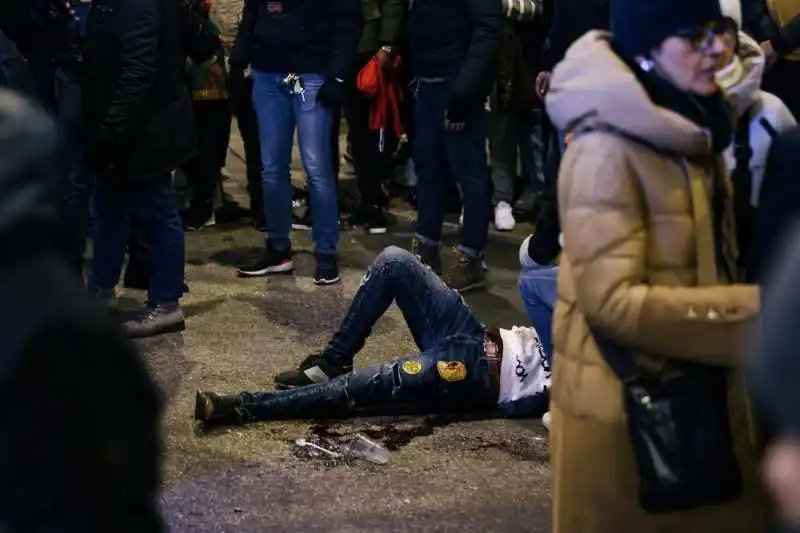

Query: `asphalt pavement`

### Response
(132, 130, 552, 532)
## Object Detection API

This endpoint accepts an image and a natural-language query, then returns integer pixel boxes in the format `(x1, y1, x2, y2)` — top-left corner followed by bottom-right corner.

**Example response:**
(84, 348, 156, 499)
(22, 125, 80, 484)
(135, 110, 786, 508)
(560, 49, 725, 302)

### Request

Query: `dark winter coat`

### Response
(742, 0, 800, 57)
(0, 30, 36, 95)
(231, 0, 363, 79)
(0, 89, 164, 533)
(541, 0, 609, 70)
(409, 0, 503, 101)
(83, 0, 197, 183)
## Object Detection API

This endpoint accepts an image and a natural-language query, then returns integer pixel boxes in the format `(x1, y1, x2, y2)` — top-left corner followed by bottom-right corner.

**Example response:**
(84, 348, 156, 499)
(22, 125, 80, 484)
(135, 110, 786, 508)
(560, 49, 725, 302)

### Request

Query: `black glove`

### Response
(315, 78, 347, 110)
(445, 93, 473, 124)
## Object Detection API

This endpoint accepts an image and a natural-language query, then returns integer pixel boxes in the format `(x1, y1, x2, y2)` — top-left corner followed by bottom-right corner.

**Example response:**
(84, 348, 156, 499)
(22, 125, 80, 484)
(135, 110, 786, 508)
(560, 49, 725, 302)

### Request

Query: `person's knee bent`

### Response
(374, 246, 417, 271)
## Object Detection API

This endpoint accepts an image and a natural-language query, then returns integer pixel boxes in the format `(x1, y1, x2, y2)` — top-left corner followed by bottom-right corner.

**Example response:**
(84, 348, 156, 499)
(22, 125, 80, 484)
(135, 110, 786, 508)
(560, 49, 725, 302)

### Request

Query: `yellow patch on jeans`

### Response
(436, 361, 467, 382)
(401, 360, 423, 376)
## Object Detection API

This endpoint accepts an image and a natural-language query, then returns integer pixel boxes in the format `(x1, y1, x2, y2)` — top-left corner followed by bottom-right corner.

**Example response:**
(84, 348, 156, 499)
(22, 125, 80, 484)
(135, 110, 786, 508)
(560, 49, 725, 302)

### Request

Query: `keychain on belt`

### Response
(282, 73, 305, 101)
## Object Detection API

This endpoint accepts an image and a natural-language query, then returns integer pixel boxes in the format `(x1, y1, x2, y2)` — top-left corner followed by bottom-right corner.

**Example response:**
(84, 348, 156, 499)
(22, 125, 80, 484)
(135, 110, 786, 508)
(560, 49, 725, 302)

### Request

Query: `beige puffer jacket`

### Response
(545, 31, 766, 533)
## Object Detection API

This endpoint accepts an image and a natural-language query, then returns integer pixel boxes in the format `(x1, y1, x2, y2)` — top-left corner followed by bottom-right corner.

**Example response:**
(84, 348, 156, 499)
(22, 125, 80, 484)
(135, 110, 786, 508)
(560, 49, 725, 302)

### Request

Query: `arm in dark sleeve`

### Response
(453, 0, 503, 100)
(773, 14, 800, 55)
(751, 128, 800, 282)
(741, 0, 780, 43)
(751, 225, 800, 436)
(325, 0, 363, 79)
(379, 0, 405, 46)
(231, 0, 256, 68)
(528, 174, 561, 265)
(95, 0, 160, 148)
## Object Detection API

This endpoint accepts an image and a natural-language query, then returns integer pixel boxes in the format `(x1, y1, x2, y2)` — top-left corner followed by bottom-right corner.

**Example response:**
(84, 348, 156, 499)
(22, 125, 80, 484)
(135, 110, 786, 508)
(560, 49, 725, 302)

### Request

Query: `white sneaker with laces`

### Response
(494, 201, 516, 231)
(541, 411, 551, 431)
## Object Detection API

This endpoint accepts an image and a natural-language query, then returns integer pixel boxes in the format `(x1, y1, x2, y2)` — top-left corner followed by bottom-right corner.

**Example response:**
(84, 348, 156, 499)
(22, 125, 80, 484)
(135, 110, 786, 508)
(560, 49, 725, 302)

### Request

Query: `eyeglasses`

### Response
(674, 18, 738, 53)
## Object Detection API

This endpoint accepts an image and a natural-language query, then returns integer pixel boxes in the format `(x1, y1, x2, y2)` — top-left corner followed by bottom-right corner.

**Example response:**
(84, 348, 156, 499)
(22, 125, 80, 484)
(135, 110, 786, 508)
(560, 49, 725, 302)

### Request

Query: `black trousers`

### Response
(343, 84, 396, 208)
(230, 75, 263, 217)
(183, 99, 232, 221)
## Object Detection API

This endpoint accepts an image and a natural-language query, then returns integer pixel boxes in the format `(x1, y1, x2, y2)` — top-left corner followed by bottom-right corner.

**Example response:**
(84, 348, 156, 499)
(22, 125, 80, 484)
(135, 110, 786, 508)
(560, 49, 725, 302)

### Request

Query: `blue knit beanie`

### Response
(611, 0, 724, 59)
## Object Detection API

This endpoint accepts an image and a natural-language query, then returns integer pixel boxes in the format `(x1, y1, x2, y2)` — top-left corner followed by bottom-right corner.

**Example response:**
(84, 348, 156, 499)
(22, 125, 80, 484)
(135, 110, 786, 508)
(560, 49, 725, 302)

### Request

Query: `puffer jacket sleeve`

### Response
(94, 0, 160, 149)
(452, 0, 503, 101)
(559, 135, 760, 365)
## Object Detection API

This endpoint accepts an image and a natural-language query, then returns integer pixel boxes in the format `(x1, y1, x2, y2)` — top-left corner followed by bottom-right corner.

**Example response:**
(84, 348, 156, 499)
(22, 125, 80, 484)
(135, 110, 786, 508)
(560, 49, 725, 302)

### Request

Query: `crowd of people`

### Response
(4, 0, 800, 531)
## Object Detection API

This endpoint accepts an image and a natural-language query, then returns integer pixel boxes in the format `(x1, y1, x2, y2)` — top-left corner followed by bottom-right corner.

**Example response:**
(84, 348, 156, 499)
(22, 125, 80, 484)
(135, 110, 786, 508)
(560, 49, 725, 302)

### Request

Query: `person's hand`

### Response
(207, 61, 226, 89)
(376, 48, 392, 70)
(444, 95, 470, 131)
(761, 40, 778, 69)
(316, 78, 347, 110)
(535, 71, 551, 100)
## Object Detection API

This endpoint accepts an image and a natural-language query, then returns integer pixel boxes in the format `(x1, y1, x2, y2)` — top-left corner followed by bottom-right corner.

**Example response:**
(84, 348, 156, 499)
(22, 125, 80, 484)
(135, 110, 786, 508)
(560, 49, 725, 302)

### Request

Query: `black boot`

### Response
(195, 391, 251, 428)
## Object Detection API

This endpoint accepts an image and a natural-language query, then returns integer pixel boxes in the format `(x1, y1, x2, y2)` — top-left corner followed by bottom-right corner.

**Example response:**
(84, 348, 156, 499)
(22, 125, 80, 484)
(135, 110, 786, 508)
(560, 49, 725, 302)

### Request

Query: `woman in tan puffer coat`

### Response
(544, 0, 767, 531)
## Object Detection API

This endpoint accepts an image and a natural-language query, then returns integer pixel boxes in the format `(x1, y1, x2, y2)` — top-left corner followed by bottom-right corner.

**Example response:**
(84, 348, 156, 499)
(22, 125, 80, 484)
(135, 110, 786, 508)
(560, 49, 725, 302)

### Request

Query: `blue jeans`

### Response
(237, 247, 497, 420)
(519, 266, 558, 363)
(54, 66, 91, 272)
(89, 176, 185, 304)
(414, 79, 490, 256)
(252, 71, 338, 254)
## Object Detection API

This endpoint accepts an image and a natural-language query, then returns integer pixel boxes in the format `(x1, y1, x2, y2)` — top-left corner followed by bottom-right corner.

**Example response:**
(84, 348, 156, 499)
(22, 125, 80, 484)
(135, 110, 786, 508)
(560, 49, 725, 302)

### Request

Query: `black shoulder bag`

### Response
(591, 329, 743, 513)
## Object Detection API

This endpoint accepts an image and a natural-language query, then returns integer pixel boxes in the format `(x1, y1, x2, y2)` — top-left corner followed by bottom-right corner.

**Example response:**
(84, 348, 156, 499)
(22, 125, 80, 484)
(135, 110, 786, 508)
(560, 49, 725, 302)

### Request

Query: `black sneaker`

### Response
(411, 237, 442, 275)
(195, 391, 251, 428)
(123, 302, 186, 338)
(237, 243, 294, 277)
(442, 249, 486, 292)
(274, 352, 351, 389)
(292, 208, 312, 231)
(363, 204, 388, 235)
(314, 252, 340, 285)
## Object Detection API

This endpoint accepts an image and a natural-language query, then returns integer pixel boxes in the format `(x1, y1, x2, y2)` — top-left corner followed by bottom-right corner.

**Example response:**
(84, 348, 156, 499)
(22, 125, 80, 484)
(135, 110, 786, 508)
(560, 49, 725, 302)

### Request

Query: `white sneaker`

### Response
(541, 411, 551, 431)
(494, 202, 516, 231)
(459, 209, 464, 227)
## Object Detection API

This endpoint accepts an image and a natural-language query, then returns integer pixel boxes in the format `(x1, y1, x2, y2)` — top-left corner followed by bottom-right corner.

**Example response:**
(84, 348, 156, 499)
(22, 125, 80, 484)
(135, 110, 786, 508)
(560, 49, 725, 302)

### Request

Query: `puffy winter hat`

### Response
(612, 0, 725, 59)
(719, 0, 743, 27)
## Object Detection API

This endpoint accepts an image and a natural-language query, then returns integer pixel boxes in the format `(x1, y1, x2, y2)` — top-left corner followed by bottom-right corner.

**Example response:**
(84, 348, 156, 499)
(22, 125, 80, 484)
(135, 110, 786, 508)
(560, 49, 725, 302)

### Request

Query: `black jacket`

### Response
(83, 0, 197, 183)
(409, 0, 503, 101)
(231, 0, 363, 79)
(0, 90, 164, 533)
(750, 126, 800, 282)
(742, 0, 800, 55)
(541, 0, 609, 70)
(0, 31, 36, 96)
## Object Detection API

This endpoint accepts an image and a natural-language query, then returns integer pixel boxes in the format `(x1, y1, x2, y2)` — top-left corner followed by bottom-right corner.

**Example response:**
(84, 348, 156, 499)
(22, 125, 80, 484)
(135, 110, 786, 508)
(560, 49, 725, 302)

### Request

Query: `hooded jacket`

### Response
(717, 31, 796, 206)
(0, 90, 164, 533)
(545, 32, 765, 533)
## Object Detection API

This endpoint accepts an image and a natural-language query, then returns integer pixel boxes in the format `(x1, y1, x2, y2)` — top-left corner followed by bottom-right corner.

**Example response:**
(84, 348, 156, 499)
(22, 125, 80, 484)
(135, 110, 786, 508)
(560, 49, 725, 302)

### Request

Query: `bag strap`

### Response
(591, 327, 641, 382)
(732, 107, 753, 204)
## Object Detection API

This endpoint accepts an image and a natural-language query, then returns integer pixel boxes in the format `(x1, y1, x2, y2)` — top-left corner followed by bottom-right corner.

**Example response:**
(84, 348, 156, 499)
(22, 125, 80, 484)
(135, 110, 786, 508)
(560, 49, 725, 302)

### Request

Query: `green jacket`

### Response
(358, 0, 405, 56)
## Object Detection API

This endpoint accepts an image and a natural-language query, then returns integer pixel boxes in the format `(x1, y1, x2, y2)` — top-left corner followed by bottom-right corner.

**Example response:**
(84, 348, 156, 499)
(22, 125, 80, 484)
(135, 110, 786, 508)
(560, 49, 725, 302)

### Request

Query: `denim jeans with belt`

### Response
(89, 176, 185, 304)
(413, 79, 490, 256)
(237, 247, 497, 420)
(252, 71, 338, 254)
(518, 265, 558, 363)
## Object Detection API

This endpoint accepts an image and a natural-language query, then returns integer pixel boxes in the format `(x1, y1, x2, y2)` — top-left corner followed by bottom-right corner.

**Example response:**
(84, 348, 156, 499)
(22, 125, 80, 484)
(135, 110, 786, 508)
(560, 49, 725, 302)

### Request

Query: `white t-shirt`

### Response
(497, 326, 552, 412)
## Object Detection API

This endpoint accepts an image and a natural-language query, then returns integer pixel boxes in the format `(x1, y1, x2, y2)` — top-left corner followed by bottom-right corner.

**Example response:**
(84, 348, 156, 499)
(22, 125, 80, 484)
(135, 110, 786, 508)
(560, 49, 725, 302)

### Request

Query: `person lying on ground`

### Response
(195, 246, 551, 427)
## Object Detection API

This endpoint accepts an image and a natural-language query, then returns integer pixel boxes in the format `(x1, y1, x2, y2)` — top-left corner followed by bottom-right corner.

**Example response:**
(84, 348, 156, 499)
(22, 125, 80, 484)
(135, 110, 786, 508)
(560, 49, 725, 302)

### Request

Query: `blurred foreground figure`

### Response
(751, 227, 800, 533)
(0, 90, 164, 532)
